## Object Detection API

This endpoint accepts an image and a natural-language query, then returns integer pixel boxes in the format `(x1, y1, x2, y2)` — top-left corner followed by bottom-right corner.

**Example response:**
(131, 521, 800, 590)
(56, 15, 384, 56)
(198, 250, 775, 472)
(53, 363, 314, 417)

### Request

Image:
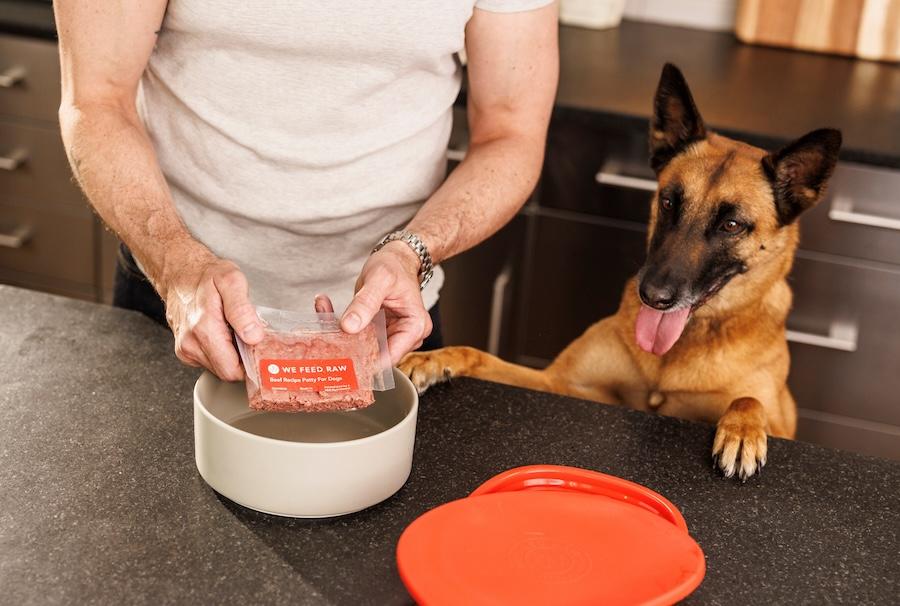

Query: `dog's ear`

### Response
(650, 63, 707, 174)
(762, 128, 842, 225)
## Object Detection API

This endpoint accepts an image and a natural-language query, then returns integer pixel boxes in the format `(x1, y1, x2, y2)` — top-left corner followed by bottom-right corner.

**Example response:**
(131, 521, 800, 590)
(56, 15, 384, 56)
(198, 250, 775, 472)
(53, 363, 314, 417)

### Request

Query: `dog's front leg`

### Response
(712, 397, 768, 481)
(399, 346, 557, 395)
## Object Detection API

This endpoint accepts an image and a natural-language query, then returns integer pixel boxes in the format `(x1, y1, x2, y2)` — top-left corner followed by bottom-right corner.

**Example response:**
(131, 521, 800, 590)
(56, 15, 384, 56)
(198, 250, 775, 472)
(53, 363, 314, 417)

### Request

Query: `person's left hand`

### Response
(341, 241, 432, 365)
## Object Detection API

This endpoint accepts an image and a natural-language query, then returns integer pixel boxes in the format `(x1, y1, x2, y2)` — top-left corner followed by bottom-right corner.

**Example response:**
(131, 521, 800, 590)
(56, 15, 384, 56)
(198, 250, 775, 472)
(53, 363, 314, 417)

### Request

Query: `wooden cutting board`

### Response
(735, 0, 900, 62)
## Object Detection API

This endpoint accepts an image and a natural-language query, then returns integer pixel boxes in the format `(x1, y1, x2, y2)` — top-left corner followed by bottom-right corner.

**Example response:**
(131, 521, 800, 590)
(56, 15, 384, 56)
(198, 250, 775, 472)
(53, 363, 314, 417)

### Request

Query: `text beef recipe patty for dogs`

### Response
(247, 325, 381, 412)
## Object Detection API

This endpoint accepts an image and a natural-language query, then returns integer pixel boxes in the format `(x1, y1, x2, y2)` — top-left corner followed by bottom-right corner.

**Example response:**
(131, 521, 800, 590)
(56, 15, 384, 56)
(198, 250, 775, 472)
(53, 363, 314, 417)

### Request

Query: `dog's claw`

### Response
(712, 433, 766, 481)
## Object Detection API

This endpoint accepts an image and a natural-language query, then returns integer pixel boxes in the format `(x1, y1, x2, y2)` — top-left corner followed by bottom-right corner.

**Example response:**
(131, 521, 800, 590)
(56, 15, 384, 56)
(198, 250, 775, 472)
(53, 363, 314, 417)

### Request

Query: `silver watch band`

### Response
(372, 230, 434, 290)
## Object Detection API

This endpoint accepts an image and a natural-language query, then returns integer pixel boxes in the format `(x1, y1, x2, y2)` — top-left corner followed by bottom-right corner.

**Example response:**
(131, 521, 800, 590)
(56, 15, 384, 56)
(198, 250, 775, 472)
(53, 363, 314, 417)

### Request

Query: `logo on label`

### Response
(259, 358, 358, 393)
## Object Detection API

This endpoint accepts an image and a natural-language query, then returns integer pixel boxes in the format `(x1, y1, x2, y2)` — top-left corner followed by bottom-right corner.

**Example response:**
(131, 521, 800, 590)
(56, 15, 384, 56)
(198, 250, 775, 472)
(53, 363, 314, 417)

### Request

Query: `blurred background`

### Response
(1, 0, 898, 458)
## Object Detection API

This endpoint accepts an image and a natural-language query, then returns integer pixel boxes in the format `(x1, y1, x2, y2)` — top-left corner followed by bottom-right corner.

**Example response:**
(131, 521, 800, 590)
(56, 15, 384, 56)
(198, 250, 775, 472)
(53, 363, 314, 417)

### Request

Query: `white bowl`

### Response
(193, 368, 418, 518)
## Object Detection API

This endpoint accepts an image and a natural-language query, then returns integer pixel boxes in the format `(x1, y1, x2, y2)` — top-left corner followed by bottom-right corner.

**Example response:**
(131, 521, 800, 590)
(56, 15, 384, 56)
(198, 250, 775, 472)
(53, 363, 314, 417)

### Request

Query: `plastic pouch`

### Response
(236, 306, 394, 413)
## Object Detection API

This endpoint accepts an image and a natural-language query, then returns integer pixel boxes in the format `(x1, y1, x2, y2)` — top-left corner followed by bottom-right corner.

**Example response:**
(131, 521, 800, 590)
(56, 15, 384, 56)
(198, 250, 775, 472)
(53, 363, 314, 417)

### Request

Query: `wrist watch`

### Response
(372, 230, 434, 290)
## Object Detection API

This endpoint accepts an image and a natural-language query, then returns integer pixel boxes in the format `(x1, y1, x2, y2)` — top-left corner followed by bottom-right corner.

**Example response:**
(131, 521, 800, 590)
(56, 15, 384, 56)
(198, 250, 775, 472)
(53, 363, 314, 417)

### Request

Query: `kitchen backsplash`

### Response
(624, 0, 738, 31)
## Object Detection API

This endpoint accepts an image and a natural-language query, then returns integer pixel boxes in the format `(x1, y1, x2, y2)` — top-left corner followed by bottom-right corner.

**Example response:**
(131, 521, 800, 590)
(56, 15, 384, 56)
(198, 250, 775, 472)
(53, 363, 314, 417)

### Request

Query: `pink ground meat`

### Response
(245, 324, 380, 413)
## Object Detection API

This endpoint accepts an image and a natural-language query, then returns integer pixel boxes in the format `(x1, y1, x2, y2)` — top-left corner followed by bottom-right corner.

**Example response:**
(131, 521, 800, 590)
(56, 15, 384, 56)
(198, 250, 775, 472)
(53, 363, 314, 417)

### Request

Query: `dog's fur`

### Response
(399, 64, 841, 480)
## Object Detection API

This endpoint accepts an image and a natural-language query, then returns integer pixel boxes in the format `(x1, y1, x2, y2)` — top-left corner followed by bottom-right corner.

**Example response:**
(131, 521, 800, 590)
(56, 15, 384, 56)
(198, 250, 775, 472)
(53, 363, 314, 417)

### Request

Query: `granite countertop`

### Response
(1, 285, 898, 604)
(553, 21, 900, 170)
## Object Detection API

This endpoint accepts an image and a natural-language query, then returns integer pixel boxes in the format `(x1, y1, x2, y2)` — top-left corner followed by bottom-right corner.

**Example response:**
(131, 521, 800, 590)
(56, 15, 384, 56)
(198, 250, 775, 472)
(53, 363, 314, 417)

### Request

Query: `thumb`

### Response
(214, 269, 264, 344)
(341, 272, 390, 334)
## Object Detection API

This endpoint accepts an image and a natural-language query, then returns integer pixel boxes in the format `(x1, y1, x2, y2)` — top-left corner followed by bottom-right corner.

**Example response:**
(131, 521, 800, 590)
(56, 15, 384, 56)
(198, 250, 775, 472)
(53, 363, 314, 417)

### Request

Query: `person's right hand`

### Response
(162, 256, 265, 381)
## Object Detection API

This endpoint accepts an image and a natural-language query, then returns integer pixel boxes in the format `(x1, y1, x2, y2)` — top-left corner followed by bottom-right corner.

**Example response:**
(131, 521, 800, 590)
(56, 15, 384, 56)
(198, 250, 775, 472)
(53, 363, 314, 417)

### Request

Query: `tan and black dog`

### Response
(399, 63, 842, 480)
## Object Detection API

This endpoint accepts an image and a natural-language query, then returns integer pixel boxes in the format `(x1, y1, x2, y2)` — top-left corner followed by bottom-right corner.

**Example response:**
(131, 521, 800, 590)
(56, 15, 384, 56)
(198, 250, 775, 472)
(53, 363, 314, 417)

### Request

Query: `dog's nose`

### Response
(639, 282, 677, 310)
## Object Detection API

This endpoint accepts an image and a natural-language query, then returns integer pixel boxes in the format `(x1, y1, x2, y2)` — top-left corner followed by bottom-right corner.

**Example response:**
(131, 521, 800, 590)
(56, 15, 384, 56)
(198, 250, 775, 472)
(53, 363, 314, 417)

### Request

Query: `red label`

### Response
(259, 358, 358, 392)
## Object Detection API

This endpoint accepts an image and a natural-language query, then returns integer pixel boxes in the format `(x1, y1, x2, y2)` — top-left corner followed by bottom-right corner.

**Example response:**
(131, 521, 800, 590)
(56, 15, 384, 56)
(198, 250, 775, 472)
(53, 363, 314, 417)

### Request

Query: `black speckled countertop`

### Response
(553, 21, 900, 169)
(1, 285, 898, 604)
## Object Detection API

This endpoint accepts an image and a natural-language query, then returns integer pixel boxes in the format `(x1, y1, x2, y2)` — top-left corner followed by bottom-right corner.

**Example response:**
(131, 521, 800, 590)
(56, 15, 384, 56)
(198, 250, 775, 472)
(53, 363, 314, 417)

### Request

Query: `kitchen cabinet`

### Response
(0, 197, 94, 296)
(441, 106, 900, 460)
(439, 215, 526, 356)
(799, 162, 900, 266)
(788, 251, 900, 455)
(537, 113, 900, 460)
(0, 32, 116, 303)
(511, 213, 646, 366)
(439, 107, 528, 358)
(0, 34, 59, 121)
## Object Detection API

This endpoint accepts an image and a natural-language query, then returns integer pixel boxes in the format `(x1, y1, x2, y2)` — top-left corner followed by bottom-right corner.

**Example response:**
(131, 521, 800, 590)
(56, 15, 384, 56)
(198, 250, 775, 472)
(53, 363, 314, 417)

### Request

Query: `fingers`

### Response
(342, 267, 392, 334)
(175, 327, 244, 382)
(386, 314, 432, 365)
(314, 294, 335, 314)
(170, 278, 246, 382)
(191, 311, 245, 381)
(215, 268, 264, 345)
(174, 332, 207, 368)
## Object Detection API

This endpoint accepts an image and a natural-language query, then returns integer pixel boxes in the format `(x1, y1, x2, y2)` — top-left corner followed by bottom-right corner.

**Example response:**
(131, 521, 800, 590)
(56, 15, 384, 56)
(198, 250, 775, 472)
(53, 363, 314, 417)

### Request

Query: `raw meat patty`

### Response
(245, 324, 380, 413)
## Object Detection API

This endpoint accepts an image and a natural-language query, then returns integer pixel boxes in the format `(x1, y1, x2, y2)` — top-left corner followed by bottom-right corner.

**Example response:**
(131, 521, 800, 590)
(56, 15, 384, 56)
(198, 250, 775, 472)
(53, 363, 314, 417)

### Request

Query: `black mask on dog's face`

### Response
(640, 182, 752, 313)
(633, 64, 841, 356)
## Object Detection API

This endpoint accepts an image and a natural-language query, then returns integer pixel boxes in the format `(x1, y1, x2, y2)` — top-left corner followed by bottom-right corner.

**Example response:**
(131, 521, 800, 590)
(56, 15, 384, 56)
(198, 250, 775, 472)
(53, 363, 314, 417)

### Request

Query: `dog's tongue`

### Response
(635, 305, 691, 356)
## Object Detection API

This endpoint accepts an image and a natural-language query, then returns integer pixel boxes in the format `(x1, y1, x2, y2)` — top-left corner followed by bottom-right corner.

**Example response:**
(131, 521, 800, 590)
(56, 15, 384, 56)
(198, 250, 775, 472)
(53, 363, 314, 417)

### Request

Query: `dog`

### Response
(399, 63, 842, 480)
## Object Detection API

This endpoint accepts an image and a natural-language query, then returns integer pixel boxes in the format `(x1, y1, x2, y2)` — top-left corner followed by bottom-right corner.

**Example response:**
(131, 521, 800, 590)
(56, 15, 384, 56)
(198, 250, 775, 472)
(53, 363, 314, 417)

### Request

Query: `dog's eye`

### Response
(660, 197, 674, 211)
(720, 219, 744, 234)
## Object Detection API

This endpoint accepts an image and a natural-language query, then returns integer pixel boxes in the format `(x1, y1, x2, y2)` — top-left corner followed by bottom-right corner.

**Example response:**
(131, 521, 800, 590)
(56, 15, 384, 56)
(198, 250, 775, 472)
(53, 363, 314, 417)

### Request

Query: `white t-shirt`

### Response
(138, 0, 552, 313)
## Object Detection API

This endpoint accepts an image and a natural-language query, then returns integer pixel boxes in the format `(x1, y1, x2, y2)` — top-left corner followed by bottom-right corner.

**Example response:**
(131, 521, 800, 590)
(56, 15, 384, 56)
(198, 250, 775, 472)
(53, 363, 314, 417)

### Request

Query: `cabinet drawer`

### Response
(786, 252, 900, 426)
(0, 200, 94, 287)
(541, 113, 654, 224)
(0, 119, 86, 210)
(441, 216, 526, 353)
(543, 117, 900, 269)
(510, 214, 900, 426)
(800, 163, 900, 266)
(796, 411, 899, 461)
(0, 35, 60, 123)
(513, 213, 647, 364)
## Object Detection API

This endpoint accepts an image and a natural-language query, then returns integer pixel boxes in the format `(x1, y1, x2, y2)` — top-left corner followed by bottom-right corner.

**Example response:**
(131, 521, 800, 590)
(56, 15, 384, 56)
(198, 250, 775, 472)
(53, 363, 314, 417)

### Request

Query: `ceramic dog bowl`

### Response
(193, 368, 418, 518)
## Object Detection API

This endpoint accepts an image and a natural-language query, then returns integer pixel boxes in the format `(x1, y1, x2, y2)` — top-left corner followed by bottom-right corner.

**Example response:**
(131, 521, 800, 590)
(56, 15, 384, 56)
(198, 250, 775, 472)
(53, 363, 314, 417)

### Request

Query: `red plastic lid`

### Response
(397, 465, 705, 606)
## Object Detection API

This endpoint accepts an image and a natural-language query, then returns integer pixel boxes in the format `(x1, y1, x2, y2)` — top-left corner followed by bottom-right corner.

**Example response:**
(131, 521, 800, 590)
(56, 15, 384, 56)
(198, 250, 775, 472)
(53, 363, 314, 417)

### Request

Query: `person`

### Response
(55, 1, 558, 381)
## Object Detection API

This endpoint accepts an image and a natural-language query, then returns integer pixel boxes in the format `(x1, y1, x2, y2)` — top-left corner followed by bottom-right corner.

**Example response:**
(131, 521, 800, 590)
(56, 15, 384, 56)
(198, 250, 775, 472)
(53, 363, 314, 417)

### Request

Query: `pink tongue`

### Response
(635, 305, 691, 356)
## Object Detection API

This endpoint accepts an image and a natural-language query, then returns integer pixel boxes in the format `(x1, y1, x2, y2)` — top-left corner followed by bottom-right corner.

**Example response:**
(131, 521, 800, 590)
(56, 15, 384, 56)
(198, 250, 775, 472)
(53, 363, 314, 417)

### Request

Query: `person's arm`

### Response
(55, 1, 264, 381)
(342, 3, 559, 361)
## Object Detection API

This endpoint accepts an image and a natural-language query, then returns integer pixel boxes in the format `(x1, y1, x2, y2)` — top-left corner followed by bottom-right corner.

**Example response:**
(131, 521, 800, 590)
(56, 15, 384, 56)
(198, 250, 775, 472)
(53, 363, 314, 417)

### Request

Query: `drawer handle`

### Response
(0, 65, 26, 88)
(828, 195, 900, 232)
(487, 265, 512, 355)
(786, 321, 858, 353)
(595, 167, 658, 192)
(0, 148, 28, 171)
(446, 148, 466, 162)
(0, 223, 33, 249)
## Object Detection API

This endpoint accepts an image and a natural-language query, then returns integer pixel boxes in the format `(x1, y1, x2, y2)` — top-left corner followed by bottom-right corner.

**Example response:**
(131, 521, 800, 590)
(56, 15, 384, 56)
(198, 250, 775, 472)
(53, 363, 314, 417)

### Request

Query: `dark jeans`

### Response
(113, 244, 444, 351)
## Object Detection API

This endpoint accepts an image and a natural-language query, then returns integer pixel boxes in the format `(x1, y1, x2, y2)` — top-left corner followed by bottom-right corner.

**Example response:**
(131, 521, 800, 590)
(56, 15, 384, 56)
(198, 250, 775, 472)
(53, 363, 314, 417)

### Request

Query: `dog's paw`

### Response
(398, 350, 455, 394)
(712, 397, 768, 481)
